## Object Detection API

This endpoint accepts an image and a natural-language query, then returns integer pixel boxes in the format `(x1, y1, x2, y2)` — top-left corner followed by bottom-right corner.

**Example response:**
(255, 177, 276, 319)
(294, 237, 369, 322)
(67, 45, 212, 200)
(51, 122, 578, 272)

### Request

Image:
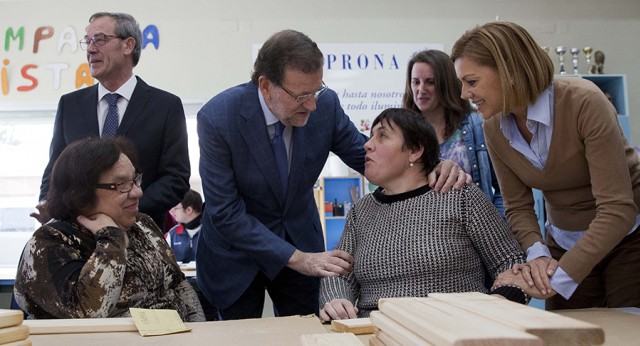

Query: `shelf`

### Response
(316, 176, 364, 250)
(558, 74, 630, 143)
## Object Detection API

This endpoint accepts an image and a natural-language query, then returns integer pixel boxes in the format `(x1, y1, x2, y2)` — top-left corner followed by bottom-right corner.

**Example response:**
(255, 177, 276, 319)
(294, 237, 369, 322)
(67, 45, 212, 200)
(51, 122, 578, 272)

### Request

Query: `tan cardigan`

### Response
(484, 77, 640, 284)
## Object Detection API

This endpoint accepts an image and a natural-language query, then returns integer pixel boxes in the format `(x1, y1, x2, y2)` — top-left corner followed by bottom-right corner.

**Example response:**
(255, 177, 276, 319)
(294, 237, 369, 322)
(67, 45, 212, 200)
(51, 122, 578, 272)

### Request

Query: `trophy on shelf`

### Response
(570, 48, 580, 74)
(555, 46, 567, 74)
(583, 47, 593, 74)
(594, 50, 605, 74)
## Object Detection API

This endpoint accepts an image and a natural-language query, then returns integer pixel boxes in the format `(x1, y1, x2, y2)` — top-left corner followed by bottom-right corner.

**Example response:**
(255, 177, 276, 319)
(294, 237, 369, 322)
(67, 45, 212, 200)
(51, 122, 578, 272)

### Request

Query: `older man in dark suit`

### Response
(33, 12, 189, 229)
(196, 29, 470, 320)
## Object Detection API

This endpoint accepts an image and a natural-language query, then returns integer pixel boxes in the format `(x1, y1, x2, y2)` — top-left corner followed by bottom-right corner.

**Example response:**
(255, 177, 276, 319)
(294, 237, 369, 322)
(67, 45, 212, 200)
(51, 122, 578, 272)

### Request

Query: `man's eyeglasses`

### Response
(79, 34, 123, 50)
(96, 173, 143, 193)
(278, 82, 327, 104)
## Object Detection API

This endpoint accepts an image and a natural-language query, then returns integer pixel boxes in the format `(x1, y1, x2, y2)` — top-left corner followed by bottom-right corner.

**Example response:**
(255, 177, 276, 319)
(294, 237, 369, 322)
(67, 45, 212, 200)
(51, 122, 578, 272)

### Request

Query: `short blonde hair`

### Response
(451, 21, 554, 113)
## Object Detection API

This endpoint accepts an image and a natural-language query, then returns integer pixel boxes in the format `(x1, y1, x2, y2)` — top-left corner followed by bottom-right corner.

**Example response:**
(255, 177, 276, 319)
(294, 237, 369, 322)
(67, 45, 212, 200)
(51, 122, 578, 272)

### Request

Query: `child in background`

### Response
(166, 190, 218, 320)
(167, 190, 203, 263)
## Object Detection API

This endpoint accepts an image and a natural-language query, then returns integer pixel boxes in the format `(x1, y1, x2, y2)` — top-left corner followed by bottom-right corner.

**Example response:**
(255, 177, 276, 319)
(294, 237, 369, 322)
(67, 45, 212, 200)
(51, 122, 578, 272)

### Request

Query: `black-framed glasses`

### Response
(79, 34, 123, 50)
(96, 173, 142, 193)
(278, 81, 327, 104)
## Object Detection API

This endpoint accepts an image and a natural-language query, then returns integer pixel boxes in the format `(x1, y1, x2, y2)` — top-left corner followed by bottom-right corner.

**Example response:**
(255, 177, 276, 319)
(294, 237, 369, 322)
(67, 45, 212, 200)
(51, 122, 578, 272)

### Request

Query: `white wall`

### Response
(1, 0, 639, 138)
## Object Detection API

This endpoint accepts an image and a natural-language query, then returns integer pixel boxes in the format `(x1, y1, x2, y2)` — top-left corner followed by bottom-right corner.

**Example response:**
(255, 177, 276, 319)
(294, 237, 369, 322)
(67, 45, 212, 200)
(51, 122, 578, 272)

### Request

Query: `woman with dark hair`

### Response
(403, 49, 502, 215)
(452, 21, 640, 310)
(318, 108, 533, 321)
(14, 137, 205, 321)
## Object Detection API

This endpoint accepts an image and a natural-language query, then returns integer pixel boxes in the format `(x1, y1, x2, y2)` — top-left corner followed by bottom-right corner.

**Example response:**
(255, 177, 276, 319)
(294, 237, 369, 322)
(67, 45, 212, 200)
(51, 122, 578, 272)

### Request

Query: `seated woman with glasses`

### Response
(319, 108, 541, 321)
(14, 137, 205, 321)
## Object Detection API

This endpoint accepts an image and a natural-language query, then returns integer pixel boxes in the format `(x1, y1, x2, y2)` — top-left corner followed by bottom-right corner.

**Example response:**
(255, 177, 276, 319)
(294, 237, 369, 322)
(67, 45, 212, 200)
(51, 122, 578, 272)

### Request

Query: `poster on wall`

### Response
(252, 43, 444, 134)
(252, 43, 444, 179)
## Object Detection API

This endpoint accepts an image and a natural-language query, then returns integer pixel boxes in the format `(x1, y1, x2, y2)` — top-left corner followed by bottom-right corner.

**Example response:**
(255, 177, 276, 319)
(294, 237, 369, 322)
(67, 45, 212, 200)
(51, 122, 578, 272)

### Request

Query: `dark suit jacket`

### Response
(39, 76, 190, 227)
(196, 82, 367, 309)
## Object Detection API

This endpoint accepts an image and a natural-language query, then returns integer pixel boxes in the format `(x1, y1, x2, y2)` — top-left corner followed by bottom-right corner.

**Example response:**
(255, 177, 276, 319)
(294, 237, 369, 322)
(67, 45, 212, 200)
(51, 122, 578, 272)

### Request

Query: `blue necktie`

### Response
(272, 121, 288, 199)
(102, 93, 120, 138)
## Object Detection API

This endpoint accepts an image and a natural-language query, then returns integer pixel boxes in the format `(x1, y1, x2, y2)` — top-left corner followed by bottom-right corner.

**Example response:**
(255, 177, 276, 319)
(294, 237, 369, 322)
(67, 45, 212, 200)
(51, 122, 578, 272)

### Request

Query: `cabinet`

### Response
(564, 74, 630, 142)
(316, 176, 364, 250)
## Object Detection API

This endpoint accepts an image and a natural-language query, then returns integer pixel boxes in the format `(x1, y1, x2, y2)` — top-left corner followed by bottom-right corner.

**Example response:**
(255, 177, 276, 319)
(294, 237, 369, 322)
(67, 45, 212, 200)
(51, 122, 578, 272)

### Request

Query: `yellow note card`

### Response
(129, 308, 192, 336)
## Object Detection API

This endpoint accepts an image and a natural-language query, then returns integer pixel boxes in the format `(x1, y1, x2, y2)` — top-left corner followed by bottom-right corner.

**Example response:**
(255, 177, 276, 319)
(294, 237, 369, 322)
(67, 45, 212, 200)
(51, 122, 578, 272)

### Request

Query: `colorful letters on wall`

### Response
(1, 24, 159, 95)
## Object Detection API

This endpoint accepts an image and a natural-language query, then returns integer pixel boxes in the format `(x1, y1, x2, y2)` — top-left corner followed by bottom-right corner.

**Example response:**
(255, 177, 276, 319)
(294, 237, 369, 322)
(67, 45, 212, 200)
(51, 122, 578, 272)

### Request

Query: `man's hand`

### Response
(287, 249, 354, 277)
(320, 299, 358, 321)
(428, 159, 472, 193)
(29, 200, 52, 225)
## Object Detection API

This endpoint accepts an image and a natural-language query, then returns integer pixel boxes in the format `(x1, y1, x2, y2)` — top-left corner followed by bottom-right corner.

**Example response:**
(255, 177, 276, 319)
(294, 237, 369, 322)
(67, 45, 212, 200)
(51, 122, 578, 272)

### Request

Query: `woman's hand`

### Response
(511, 257, 558, 295)
(319, 299, 358, 322)
(77, 213, 118, 234)
(428, 159, 472, 193)
(494, 269, 556, 300)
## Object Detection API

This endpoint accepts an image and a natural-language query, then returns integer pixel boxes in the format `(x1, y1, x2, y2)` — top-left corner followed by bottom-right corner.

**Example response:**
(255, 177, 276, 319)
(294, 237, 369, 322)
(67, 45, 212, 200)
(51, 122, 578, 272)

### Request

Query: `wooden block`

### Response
(23, 317, 137, 334)
(370, 311, 433, 346)
(428, 292, 605, 345)
(0, 310, 24, 329)
(377, 329, 418, 346)
(0, 325, 29, 345)
(378, 297, 542, 345)
(331, 318, 376, 335)
(2, 338, 32, 346)
(368, 334, 385, 346)
(300, 332, 364, 345)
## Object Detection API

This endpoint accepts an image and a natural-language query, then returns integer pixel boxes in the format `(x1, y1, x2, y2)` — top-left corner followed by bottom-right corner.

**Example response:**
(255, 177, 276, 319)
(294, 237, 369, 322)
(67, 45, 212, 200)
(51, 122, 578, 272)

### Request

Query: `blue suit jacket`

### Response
(39, 77, 190, 227)
(196, 82, 367, 309)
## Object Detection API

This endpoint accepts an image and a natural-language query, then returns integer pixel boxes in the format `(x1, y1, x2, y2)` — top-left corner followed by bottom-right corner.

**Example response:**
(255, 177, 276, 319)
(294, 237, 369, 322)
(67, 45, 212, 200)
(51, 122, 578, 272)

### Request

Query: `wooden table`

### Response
(24, 308, 640, 345)
(28, 315, 326, 346)
(554, 308, 640, 346)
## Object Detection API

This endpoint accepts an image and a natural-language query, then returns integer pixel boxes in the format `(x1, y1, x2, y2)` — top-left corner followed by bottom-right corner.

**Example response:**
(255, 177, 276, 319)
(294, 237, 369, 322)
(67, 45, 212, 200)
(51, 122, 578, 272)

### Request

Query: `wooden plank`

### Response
(378, 297, 542, 345)
(368, 335, 385, 346)
(428, 292, 605, 345)
(2, 338, 32, 346)
(369, 311, 433, 346)
(23, 317, 137, 334)
(0, 309, 24, 329)
(331, 318, 376, 335)
(300, 333, 364, 346)
(377, 329, 411, 346)
(0, 325, 29, 345)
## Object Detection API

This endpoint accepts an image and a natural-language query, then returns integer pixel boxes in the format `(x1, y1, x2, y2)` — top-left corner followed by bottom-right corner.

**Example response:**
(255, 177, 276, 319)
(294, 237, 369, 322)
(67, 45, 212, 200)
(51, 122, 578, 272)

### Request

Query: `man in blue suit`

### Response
(197, 29, 469, 320)
(32, 12, 189, 229)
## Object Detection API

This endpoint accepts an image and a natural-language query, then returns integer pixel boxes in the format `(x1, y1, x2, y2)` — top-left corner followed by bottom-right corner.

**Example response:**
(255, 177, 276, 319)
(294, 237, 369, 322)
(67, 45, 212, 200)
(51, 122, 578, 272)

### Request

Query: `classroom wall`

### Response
(1, 0, 639, 139)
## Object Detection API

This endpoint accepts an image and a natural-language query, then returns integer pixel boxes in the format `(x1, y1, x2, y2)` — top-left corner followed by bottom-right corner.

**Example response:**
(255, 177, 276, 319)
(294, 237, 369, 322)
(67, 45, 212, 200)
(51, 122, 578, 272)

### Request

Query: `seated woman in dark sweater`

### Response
(319, 108, 538, 321)
(14, 137, 204, 321)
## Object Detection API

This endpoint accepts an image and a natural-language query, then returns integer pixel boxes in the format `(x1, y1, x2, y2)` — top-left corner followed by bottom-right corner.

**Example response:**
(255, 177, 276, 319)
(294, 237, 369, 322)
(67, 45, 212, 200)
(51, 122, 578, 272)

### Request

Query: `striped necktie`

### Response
(102, 93, 121, 138)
